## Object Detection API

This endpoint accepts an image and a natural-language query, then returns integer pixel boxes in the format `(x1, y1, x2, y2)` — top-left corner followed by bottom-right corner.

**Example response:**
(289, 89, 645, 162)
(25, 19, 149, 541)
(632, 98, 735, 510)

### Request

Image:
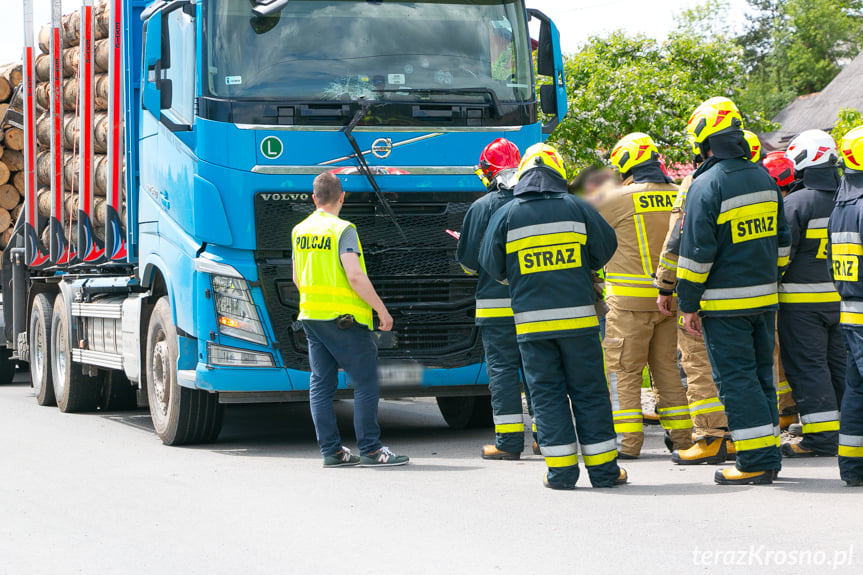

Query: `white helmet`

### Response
(785, 130, 838, 171)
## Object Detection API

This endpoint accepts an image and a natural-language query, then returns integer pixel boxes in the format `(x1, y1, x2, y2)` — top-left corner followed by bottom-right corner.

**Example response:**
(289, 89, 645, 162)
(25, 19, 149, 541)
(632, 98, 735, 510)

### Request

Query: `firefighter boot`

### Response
(725, 437, 737, 461)
(532, 442, 541, 455)
(714, 467, 774, 485)
(779, 412, 798, 430)
(481, 445, 520, 461)
(615, 468, 628, 485)
(672, 437, 727, 465)
(780, 442, 821, 458)
(543, 473, 576, 491)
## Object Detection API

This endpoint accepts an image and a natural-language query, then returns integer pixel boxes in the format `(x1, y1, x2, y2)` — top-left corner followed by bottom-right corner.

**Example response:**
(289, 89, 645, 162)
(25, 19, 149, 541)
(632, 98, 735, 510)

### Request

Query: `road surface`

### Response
(1, 373, 860, 575)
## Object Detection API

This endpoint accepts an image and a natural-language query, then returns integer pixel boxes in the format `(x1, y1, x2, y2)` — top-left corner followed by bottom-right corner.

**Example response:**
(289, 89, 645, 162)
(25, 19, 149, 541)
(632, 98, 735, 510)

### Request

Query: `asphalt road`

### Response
(2, 372, 862, 575)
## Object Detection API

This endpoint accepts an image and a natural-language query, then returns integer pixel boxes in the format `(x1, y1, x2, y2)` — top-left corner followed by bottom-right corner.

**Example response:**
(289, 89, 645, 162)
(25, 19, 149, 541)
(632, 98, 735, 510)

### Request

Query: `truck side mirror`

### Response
(142, 12, 163, 118)
(527, 8, 568, 136)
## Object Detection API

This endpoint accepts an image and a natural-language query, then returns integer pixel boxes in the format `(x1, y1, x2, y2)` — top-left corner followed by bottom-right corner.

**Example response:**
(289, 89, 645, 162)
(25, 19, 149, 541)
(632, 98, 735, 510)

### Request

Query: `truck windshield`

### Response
(204, 0, 533, 105)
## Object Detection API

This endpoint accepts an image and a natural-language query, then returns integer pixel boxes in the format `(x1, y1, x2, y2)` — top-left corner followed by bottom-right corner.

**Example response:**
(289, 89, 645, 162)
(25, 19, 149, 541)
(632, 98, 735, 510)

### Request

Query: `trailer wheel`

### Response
(51, 295, 101, 413)
(146, 296, 223, 445)
(30, 293, 56, 406)
(0, 348, 14, 385)
(436, 395, 493, 429)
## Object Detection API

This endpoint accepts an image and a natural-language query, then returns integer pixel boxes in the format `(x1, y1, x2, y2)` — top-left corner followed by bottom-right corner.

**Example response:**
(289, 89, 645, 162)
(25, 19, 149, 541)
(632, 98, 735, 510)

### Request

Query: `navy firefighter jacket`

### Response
(479, 167, 618, 342)
(827, 171, 863, 326)
(456, 178, 517, 325)
(677, 157, 792, 317)
(779, 167, 841, 311)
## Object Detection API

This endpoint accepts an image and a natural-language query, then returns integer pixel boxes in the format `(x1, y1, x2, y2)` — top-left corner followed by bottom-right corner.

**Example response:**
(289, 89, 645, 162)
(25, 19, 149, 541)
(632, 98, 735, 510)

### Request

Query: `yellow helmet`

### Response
(610, 132, 660, 174)
(686, 97, 744, 144)
(517, 143, 567, 180)
(840, 125, 863, 171)
(743, 130, 762, 163)
(686, 134, 699, 156)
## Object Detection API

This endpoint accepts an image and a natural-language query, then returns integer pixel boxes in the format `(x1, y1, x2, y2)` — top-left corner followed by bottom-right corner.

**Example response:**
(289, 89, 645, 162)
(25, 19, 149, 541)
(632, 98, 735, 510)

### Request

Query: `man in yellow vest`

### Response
(292, 173, 409, 467)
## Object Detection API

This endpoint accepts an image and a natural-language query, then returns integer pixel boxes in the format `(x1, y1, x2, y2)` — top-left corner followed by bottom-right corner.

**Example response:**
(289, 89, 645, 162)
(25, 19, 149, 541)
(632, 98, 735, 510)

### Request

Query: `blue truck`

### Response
(2, 0, 567, 444)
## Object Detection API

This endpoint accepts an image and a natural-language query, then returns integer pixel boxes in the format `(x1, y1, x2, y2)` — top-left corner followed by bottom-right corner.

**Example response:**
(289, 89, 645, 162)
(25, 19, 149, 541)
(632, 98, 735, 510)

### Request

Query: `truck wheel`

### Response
(101, 370, 139, 411)
(51, 295, 101, 413)
(436, 395, 493, 429)
(146, 296, 223, 445)
(0, 347, 14, 385)
(30, 293, 56, 406)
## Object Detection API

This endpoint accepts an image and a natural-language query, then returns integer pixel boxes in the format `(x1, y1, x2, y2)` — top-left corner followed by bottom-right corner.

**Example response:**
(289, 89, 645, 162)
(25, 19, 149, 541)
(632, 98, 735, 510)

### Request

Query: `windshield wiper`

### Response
(342, 99, 409, 244)
(372, 87, 502, 119)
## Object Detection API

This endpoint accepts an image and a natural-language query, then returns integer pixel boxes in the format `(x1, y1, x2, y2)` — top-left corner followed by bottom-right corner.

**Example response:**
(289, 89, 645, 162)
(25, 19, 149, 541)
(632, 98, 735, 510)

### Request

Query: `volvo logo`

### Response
(371, 138, 393, 159)
(260, 193, 310, 201)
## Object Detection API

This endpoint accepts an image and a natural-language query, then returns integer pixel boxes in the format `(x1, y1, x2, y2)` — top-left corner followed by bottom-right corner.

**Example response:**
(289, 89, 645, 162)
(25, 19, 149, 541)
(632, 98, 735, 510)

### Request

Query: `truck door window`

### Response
(164, 7, 196, 125)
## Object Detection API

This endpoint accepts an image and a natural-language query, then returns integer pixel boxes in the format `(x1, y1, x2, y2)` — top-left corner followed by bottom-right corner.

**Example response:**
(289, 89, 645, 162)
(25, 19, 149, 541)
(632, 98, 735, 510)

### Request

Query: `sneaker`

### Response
(323, 446, 360, 468)
(360, 446, 409, 467)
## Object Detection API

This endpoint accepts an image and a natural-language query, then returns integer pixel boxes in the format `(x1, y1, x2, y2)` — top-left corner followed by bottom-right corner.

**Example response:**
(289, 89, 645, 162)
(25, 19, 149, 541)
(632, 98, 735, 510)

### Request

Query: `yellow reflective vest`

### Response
(291, 210, 373, 328)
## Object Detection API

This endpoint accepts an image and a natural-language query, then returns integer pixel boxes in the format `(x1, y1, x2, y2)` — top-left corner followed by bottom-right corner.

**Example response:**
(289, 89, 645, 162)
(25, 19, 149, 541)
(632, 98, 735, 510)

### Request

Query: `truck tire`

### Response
(436, 395, 493, 429)
(0, 347, 14, 385)
(51, 294, 102, 413)
(100, 370, 139, 411)
(30, 293, 56, 406)
(146, 297, 223, 445)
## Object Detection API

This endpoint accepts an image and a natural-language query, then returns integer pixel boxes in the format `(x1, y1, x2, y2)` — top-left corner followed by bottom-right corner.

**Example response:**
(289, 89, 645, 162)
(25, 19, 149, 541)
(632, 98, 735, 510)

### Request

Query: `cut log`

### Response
(40, 224, 49, 248)
(0, 77, 10, 103)
(12, 203, 22, 221)
(0, 63, 22, 89)
(36, 74, 111, 112)
(3, 149, 25, 172)
(38, 1, 111, 54)
(0, 227, 14, 250)
(0, 144, 4, 162)
(36, 39, 111, 82)
(0, 209, 10, 232)
(37, 188, 52, 218)
(37, 111, 108, 153)
(36, 150, 109, 195)
(0, 162, 9, 187)
(93, 197, 107, 226)
(64, 194, 79, 220)
(0, 103, 7, 122)
(13, 171, 25, 195)
(0, 184, 19, 210)
(4, 128, 24, 151)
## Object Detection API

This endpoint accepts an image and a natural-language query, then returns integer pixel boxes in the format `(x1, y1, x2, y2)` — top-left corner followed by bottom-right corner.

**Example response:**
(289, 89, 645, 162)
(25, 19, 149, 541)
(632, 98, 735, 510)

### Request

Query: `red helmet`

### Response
(477, 138, 521, 185)
(763, 151, 795, 187)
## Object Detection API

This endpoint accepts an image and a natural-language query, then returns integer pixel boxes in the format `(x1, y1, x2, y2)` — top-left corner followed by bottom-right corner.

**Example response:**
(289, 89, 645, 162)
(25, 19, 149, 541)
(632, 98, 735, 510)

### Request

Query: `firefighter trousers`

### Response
(605, 307, 693, 456)
(481, 324, 533, 453)
(774, 326, 796, 415)
(778, 309, 846, 454)
(519, 333, 620, 487)
(702, 312, 782, 473)
(677, 313, 727, 438)
(840, 326, 863, 483)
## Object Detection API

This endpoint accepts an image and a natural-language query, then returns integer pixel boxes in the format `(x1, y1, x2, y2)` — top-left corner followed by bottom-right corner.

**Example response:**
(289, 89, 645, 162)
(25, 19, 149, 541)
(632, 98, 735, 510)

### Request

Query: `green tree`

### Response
(736, 0, 863, 117)
(831, 108, 863, 143)
(549, 31, 774, 171)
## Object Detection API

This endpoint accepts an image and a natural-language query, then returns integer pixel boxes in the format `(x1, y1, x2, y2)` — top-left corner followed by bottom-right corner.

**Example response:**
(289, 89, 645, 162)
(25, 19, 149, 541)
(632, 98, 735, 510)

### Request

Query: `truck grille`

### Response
(254, 191, 484, 369)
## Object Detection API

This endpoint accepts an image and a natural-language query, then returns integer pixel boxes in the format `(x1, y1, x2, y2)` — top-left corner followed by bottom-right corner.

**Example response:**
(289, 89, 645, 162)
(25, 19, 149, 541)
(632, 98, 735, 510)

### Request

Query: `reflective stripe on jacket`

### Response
(677, 157, 791, 316)
(456, 184, 516, 325)
(479, 168, 618, 341)
(654, 174, 694, 293)
(779, 185, 840, 310)
(292, 210, 373, 328)
(599, 178, 679, 311)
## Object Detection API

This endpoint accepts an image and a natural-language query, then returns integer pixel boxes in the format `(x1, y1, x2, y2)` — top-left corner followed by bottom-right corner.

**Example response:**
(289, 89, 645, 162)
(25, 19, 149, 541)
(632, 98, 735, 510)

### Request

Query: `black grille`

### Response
(254, 191, 484, 369)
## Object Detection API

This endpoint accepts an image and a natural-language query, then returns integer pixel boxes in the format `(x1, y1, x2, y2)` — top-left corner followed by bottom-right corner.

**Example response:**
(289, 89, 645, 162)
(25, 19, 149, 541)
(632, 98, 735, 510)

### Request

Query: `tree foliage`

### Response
(832, 108, 863, 143)
(549, 31, 774, 170)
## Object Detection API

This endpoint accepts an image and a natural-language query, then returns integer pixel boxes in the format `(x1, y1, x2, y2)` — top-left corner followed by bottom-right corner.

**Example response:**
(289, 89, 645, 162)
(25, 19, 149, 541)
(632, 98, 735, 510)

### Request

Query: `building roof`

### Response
(761, 51, 863, 150)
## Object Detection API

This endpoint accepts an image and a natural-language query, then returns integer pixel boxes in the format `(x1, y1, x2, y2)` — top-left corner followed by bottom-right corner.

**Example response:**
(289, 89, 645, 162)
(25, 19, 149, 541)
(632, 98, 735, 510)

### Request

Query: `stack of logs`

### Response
(0, 62, 25, 250)
(0, 0, 124, 255)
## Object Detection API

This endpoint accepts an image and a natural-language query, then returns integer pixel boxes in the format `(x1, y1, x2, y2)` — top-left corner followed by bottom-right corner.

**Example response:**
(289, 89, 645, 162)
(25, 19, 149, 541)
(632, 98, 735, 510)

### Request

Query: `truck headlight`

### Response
(211, 275, 268, 345)
(208, 343, 274, 367)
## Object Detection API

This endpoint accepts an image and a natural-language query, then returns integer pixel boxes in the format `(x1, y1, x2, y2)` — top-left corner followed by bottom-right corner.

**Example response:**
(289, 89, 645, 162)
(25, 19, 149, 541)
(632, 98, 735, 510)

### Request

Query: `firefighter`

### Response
(479, 143, 626, 490)
(292, 173, 408, 467)
(744, 130, 763, 165)
(677, 97, 791, 485)
(655, 137, 734, 465)
(762, 150, 801, 429)
(827, 125, 863, 486)
(777, 130, 846, 457)
(599, 132, 693, 459)
(457, 138, 536, 460)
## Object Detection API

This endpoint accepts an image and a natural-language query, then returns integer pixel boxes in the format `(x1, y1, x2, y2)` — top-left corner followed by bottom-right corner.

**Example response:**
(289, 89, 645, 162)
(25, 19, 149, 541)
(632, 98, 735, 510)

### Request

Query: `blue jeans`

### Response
(303, 319, 382, 457)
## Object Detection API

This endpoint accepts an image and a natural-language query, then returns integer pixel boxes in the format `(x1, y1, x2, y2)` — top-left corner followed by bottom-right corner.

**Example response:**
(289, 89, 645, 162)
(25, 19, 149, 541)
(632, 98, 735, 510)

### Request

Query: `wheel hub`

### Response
(153, 339, 170, 416)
